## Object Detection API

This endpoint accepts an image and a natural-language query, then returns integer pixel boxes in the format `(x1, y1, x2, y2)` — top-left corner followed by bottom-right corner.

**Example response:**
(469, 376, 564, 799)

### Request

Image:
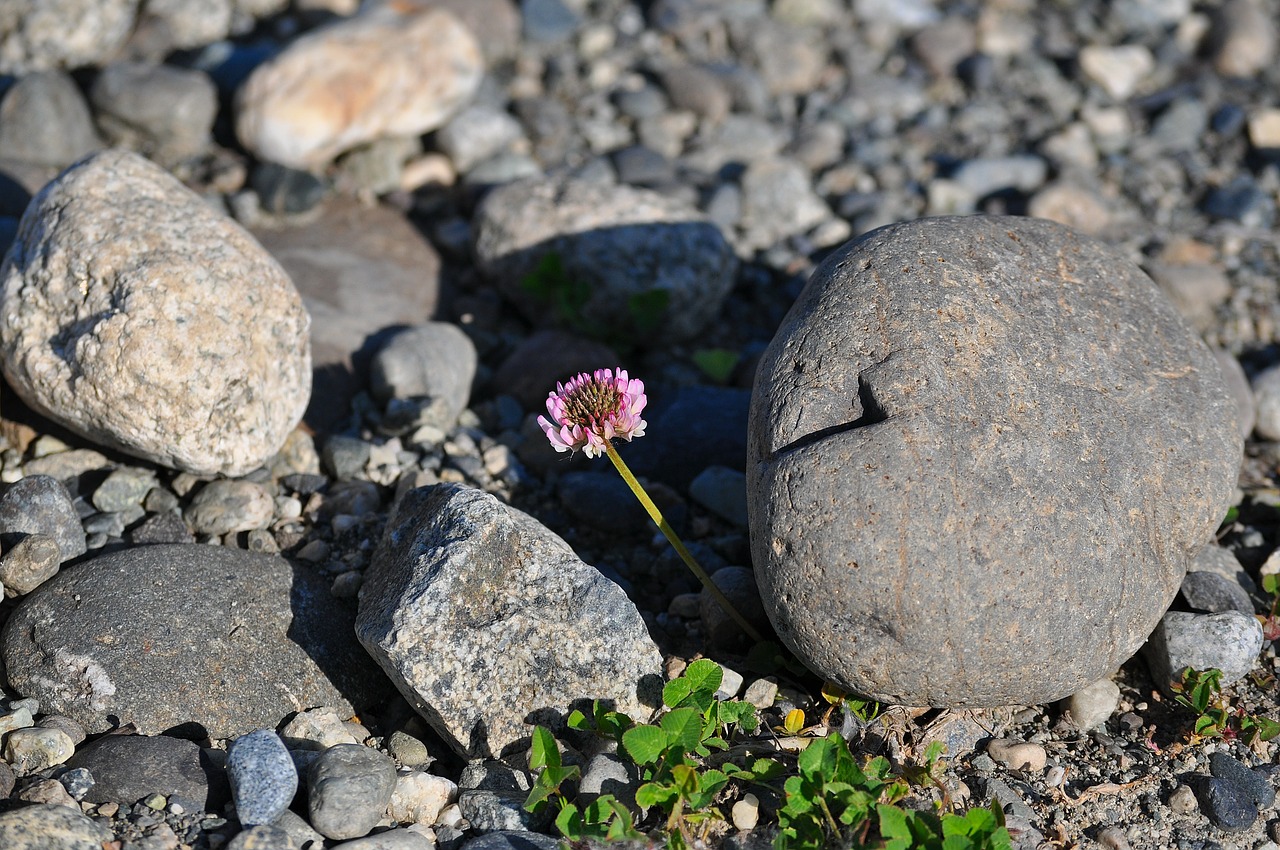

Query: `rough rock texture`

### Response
(234, 5, 483, 169)
(357, 484, 663, 758)
(252, 199, 441, 432)
(473, 175, 738, 343)
(748, 216, 1242, 707)
(0, 0, 135, 74)
(66, 734, 228, 809)
(1, 544, 388, 738)
(0, 803, 113, 850)
(0, 149, 311, 477)
(1144, 610, 1264, 692)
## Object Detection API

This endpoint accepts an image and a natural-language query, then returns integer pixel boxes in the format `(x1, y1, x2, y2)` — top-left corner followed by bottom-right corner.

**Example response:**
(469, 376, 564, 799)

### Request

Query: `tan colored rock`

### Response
(1248, 108, 1280, 150)
(235, 5, 483, 169)
(1078, 44, 1154, 100)
(0, 149, 310, 476)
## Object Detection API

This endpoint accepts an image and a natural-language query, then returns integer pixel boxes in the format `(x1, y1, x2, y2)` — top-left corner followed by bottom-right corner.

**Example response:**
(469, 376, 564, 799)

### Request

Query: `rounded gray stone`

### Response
(1143, 609, 1263, 692)
(65, 734, 227, 809)
(0, 474, 86, 562)
(0, 532, 62, 596)
(748, 216, 1242, 707)
(369, 321, 478, 431)
(228, 730, 298, 826)
(1, 543, 389, 737)
(307, 743, 397, 840)
(0, 149, 311, 477)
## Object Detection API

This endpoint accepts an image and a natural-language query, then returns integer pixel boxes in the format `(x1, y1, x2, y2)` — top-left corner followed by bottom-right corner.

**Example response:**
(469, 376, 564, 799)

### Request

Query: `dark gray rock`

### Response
(1195, 775, 1258, 832)
(0, 475, 87, 562)
(556, 471, 649, 533)
(459, 832, 562, 850)
(1209, 751, 1276, 809)
(624, 386, 750, 491)
(0, 71, 103, 169)
(748, 216, 1242, 707)
(1180, 571, 1254, 615)
(356, 484, 663, 758)
(127, 511, 195, 545)
(1143, 610, 1263, 693)
(700, 566, 770, 650)
(308, 743, 397, 840)
(474, 174, 737, 344)
(1, 544, 389, 737)
(65, 734, 227, 809)
(228, 729, 298, 826)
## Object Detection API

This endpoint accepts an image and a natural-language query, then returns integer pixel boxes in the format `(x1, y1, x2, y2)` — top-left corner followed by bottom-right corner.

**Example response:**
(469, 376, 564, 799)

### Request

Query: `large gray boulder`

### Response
(748, 216, 1242, 707)
(357, 484, 663, 758)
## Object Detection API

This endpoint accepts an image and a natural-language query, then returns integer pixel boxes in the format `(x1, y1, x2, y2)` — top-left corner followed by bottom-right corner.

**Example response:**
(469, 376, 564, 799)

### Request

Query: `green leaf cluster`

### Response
(1173, 667, 1280, 744)
(776, 733, 1012, 850)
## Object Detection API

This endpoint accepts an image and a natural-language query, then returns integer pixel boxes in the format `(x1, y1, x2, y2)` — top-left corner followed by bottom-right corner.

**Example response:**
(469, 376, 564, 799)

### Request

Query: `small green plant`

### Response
(1261, 573, 1280, 641)
(1172, 667, 1280, 744)
(520, 252, 591, 332)
(524, 726, 641, 842)
(692, 348, 740, 384)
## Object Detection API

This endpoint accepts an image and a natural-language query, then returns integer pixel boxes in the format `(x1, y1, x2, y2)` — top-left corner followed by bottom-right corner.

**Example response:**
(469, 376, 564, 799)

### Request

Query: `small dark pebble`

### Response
(1209, 751, 1276, 809)
(1196, 775, 1258, 832)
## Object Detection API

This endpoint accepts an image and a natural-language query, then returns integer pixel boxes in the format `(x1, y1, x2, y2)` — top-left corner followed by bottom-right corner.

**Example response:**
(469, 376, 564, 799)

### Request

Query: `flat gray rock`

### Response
(0, 149, 311, 476)
(473, 174, 737, 343)
(357, 483, 663, 758)
(1, 544, 389, 737)
(65, 734, 227, 808)
(748, 216, 1242, 707)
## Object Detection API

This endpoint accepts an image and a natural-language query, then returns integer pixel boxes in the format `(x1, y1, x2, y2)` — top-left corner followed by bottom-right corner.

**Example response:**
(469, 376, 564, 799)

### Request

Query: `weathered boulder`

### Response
(748, 216, 1241, 706)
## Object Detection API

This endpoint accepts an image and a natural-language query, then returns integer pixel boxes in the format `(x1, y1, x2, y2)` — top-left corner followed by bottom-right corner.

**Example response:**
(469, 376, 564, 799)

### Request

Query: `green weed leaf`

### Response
(621, 724, 668, 765)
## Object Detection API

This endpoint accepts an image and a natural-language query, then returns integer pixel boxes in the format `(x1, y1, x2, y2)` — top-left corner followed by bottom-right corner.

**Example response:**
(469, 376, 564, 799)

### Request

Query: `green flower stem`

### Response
(604, 440, 765, 644)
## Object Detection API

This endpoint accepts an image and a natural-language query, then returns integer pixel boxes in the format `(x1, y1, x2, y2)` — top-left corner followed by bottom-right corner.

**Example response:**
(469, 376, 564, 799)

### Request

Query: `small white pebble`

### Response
(986, 738, 1047, 772)
(275, 496, 302, 520)
(1045, 765, 1066, 788)
(731, 793, 759, 831)
(1169, 783, 1198, 814)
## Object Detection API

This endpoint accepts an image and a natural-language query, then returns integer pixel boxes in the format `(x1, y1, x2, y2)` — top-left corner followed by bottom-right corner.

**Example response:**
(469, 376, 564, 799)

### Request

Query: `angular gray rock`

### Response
(473, 174, 737, 343)
(748, 216, 1242, 706)
(0, 149, 311, 477)
(357, 484, 663, 758)
(0, 475, 86, 562)
(1, 544, 388, 737)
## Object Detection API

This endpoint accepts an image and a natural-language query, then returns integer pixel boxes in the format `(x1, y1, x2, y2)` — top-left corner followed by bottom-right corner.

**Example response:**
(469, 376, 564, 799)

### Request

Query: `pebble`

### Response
(744, 677, 779, 708)
(235, 5, 483, 169)
(1196, 775, 1258, 832)
(1063, 677, 1121, 731)
(89, 62, 219, 164)
(732, 792, 761, 830)
(474, 174, 737, 343)
(228, 730, 298, 827)
(1179, 570, 1254, 615)
(185, 480, 276, 536)
(0, 149, 311, 476)
(700, 566, 770, 650)
(1209, 751, 1276, 809)
(986, 739, 1047, 773)
(1248, 109, 1280, 150)
(1097, 825, 1130, 850)
(387, 770, 456, 825)
(1253, 364, 1280, 440)
(1143, 610, 1264, 692)
(557, 471, 649, 533)
(387, 732, 432, 768)
(369, 322, 478, 432)
(435, 105, 528, 174)
(688, 466, 749, 527)
(18, 777, 78, 808)
(57, 767, 94, 800)
(308, 744, 398, 840)
(2, 544, 387, 737)
(356, 484, 663, 758)
(3, 725, 74, 775)
(738, 157, 832, 253)
(0, 803, 114, 850)
(1078, 44, 1155, 99)
(1144, 261, 1231, 332)
(65, 733, 226, 809)
(749, 216, 1240, 707)
(1169, 783, 1199, 814)
(459, 832, 560, 850)
(1209, 0, 1276, 77)
(0, 533, 61, 596)
(0, 474, 87, 562)
(281, 707, 362, 752)
(0, 70, 103, 169)
(228, 824, 303, 850)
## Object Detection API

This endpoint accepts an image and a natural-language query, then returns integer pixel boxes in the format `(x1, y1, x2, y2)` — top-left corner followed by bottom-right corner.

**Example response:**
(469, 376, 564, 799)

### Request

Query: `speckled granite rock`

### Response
(748, 216, 1242, 707)
(0, 149, 310, 477)
(357, 483, 663, 758)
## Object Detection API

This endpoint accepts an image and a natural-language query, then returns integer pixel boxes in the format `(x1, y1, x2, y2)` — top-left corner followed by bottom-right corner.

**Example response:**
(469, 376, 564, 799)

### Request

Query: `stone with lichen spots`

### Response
(234, 4, 483, 170)
(748, 216, 1242, 707)
(357, 483, 664, 758)
(0, 149, 310, 477)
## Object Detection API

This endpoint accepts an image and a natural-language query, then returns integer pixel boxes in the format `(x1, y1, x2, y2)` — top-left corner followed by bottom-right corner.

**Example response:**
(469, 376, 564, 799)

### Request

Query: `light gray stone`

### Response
(0, 0, 135, 73)
(0, 149, 311, 477)
(370, 323, 478, 432)
(0, 533, 61, 596)
(89, 62, 219, 164)
(688, 466, 749, 527)
(0, 70, 103, 169)
(1062, 678, 1120, 731)
(229, 730, 298, 827)
(1144, 610, 1263, 692)
(1214, 350, 1255, 440)
(1, 544, 388, 737)
(356, 483, 663, 758)
(748, 216, 1242, 707)
(474, 174, 737, 343)
(1252, 363, 1280, 440)
(309, 743, 397, 840)
(185, 480, 276, 536)
(3, 726, 74, 775)
(0, 475, 85, 563)
(1180, 570, 1254, 615)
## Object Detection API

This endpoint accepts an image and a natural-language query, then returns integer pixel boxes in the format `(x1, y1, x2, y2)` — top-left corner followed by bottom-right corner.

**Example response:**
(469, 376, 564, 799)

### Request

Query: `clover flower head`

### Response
(537, 368, 647, 458)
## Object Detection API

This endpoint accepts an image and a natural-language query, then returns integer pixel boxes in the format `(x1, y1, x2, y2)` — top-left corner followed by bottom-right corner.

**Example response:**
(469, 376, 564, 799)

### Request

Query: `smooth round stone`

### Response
(184, 479, 275, 536)
(1, 544, 389, 737)
(0, 149, 311, 477)
(308, 743, 398, 840)
(0, 70, 103, 169)
(1180, 570, 1254, 615)
(228, 729, 298, 826)
(369, 322, 477, 431)
(65, 734, 227, 809)
(89, 62, 218, 163)
(1062, 677, 1120, 731)
(91, 468, 158, 514)
(0, 533, 61, 596)
(748, 216, 1242, 707)
(0, 474, 86, 562)
(1143, 610, 1263, 692)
